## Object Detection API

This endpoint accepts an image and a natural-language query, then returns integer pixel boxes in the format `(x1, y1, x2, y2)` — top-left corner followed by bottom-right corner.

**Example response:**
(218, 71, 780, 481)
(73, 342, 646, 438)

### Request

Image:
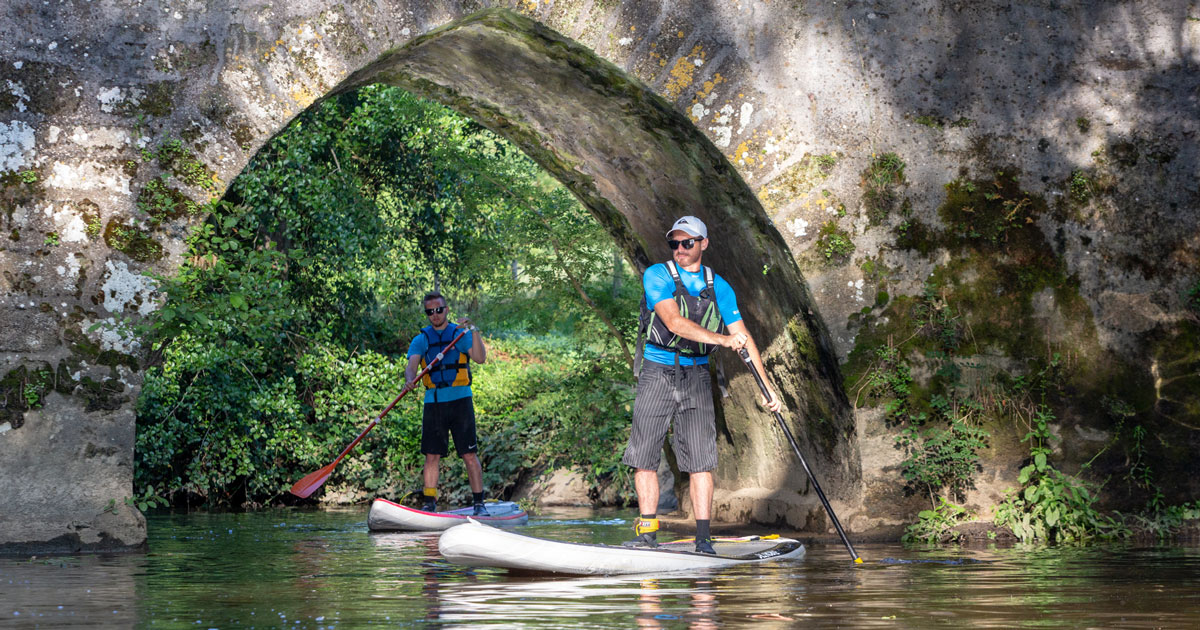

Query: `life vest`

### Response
(635, 261, 726, 373)
(419, 323, 472, 389)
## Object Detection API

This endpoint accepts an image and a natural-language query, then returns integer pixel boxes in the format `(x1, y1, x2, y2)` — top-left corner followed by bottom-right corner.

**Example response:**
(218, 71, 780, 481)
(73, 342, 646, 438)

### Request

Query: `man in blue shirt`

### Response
(624, 216, 781, 554)
(405, 291, 489, 515)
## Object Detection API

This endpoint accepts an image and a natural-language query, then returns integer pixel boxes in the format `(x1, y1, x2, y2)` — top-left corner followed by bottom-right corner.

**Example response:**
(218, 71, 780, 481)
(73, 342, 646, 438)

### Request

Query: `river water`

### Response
(2, 507, 1199, 628)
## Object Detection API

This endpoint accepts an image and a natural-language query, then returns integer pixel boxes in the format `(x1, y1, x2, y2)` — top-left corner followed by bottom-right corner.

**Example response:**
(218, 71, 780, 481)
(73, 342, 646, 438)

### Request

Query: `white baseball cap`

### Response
(666, 215, 707, 240)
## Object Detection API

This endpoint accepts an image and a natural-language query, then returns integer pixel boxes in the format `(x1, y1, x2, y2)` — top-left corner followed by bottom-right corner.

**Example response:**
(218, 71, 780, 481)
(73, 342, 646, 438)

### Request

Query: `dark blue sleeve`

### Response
(713, 275, 742, 325)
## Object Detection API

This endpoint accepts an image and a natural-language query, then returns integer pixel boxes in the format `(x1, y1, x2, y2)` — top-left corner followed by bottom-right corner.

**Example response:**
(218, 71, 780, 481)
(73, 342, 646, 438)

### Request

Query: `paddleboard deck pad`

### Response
(367, 498, 528, 531)
(439, 520, 805, 576)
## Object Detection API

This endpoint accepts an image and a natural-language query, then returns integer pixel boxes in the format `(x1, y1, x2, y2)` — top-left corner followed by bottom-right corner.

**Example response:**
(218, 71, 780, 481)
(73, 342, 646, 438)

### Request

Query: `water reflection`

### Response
(2, 509, 1200, 629)
(0, 554, 137, 626)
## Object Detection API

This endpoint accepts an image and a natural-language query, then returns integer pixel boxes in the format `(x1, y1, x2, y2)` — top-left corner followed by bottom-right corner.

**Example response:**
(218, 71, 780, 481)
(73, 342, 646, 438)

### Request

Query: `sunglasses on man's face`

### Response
(424, 306, 447, 316)
(667, 237, 703, 250)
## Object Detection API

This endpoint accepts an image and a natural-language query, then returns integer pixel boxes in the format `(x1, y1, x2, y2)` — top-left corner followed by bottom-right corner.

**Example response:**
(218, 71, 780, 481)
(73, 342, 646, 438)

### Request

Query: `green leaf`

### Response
(1034, 452, 1047, 472)
(230, 294, 247, 309)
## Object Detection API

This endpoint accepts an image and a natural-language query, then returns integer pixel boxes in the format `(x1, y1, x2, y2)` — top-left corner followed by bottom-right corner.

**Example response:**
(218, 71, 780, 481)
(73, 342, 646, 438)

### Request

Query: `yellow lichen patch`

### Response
(696, 73, 724, 101)
(756, 153, 841, 213)
(733, 141, 753, 166)
(665, 45, 705, 99)
(290, 85, 317, 108)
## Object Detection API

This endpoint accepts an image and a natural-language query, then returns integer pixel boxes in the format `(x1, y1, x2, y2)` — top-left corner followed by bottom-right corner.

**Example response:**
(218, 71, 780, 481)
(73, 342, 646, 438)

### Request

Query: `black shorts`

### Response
(622, 361, 717, 473)
(421, 396, 478, 457)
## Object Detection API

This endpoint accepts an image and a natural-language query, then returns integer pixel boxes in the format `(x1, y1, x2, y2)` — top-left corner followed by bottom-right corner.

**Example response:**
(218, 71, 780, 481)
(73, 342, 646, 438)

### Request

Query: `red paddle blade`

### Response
(289, 463, 335, 498)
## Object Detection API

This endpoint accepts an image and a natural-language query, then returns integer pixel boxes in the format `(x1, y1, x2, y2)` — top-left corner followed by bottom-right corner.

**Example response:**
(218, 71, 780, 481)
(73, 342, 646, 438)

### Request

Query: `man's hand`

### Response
(723, 331, 748, 350)
(761, 390, 782, 413)
(456, 316, 475, 330)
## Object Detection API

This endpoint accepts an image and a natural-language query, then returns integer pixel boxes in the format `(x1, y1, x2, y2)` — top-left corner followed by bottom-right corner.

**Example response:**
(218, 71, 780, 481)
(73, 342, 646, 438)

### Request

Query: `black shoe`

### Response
(472, 503, 490, 517)
(694, 537, 715, 555)
(420, 500, 437, 513)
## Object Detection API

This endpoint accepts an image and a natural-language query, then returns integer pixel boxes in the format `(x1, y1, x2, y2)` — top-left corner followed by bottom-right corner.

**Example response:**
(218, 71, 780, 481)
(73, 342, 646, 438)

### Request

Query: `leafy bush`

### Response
(902, 497, 973, 544)
(992, 406, 1126, 543)
(135, 85, 639, 508)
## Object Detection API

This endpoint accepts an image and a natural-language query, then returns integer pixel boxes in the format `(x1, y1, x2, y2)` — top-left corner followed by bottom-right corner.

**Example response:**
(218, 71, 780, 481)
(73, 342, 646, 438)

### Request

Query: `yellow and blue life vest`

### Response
(419, 323, 472, 389)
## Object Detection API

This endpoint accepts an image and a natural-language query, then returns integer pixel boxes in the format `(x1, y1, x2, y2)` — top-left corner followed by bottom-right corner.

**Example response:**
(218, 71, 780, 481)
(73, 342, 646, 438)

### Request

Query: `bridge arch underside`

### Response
(343, 11, 861, 529)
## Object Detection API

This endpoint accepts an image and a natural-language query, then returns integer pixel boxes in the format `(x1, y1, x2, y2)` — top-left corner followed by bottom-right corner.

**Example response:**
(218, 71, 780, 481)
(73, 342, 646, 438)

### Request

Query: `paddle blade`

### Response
(289, 463, 335, 498)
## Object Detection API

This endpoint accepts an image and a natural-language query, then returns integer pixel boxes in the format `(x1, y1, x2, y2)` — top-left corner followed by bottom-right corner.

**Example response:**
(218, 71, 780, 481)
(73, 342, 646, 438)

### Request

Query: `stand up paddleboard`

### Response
(367, 498, 529, 532)
(439, 519, 805, 576)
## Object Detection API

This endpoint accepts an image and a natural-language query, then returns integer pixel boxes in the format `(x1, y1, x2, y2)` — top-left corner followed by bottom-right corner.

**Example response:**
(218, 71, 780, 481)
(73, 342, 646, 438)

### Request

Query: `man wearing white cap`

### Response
(623, 215, 781, 554)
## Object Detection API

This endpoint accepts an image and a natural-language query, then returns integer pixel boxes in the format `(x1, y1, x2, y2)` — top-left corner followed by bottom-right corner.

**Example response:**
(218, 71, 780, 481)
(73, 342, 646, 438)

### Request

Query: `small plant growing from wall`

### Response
(816, 220, 855, 264)
(862, 152, 906, 225)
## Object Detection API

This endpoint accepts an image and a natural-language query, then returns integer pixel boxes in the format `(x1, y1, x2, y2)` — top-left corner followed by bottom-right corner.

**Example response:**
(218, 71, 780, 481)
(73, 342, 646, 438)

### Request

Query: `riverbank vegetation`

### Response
(134, 86, 638, 509)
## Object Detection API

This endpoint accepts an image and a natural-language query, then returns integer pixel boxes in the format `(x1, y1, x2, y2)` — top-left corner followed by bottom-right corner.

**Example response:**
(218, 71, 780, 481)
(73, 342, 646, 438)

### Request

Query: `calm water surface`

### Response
(2, 507, 1199, 628)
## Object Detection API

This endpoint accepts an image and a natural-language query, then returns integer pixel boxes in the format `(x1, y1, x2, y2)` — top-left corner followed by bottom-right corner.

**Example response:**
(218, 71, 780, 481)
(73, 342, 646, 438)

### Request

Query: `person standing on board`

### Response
(624, 216, 781, 554)
(405, 291, 489, 515)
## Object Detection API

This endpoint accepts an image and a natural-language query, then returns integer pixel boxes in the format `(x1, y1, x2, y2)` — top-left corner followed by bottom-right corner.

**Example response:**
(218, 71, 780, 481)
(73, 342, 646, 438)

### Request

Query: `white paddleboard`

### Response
(439, 519, 805, 576)
(367, 498, 529, 531)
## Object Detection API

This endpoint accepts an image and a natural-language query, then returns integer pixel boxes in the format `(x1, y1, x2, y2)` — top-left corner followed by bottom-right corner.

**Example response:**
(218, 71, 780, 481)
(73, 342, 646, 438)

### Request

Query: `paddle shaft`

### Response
(737, 348, 862, 563)
(289, 326, 473, 497)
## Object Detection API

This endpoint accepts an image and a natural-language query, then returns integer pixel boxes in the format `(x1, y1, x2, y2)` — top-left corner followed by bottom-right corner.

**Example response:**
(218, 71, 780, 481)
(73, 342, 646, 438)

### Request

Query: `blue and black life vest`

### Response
(634, 261, 726, 374)
(419, 323, 472, 389)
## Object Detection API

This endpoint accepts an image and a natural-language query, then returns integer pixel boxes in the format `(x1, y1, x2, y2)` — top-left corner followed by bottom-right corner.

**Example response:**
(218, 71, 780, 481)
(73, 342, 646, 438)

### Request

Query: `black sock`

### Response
(473, 492, 484, 505)
(696, 519, 711, 540)
(641, 513, 656, 521)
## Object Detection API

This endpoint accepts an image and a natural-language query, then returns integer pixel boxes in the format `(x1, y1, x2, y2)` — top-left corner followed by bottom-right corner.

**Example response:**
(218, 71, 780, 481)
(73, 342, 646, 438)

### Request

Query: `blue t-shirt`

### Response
(642, 263, 742, 366)
(407, 326, 474, 403)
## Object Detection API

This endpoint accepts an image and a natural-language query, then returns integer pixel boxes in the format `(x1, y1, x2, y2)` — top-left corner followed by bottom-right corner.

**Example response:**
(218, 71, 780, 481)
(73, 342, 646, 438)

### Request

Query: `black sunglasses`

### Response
(667, 237, 703, 250)
(424, 306, 447, 316)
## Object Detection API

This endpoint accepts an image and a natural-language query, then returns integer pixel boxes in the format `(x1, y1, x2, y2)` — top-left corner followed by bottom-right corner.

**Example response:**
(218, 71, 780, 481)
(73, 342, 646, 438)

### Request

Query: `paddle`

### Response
(289, 326, 473, 499)
(737, 347, 863, 564)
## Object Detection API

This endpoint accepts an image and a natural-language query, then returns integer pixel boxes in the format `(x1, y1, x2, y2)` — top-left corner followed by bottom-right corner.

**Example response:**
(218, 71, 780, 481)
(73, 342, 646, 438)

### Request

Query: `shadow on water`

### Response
(2, 508, 1200, 628)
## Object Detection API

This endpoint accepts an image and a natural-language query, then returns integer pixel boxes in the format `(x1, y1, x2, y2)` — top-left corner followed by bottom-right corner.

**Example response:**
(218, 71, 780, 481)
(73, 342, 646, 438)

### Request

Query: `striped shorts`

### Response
(622, 360, 717, 473)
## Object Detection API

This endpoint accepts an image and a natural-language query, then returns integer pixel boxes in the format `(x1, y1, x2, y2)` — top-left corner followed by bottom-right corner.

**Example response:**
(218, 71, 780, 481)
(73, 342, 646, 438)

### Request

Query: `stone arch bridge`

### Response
(2, 1, 1197, 550)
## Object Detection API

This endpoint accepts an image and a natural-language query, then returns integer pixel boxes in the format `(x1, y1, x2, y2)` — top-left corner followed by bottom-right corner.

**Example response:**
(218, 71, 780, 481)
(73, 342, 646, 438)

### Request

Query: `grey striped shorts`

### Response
(622, 360, 717, 473)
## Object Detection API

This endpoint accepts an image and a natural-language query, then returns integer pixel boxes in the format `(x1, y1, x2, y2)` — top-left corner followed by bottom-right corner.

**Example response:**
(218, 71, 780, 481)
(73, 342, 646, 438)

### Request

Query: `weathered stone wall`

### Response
(3, 0, 1197, 548)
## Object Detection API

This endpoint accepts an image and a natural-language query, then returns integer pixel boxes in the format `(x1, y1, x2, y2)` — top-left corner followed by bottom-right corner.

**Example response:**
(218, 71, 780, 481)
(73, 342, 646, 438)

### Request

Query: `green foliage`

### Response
(1121, 501, 1200, 539)
(816, 220, 855, 263)
(23, 382, 42, 408)
(1069, 170, 1092, 203)
(862, 152, 906, 224)
(18, 170, 37, 184)
(941, 173, 1038, 245)
(859, 286, 990, 504)
(1075, 117, 1091, 133)
(902, 497, 973, 544)
(85, 214, 103, 238)
(896, 417, 989, 501)
(43, 232, 59, 246)
(137, 176, 200, 223)
(125, 487, 170, 513)
(992, 405, 1126, 543)
(1184, 279, 1200, 314)
(104, 222, 163, 262)
(152, 138, 217, 190)
(136, 85, 638, 508)
(914, 114, 943, 128)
